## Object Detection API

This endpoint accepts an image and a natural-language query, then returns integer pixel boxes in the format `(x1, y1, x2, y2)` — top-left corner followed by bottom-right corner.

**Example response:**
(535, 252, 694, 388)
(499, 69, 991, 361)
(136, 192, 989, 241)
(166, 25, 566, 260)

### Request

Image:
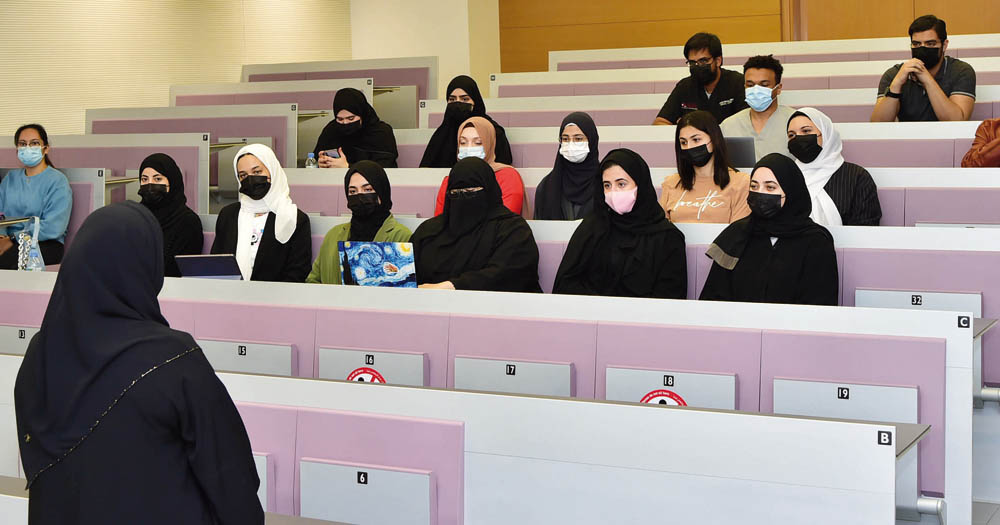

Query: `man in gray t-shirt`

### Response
(871, 15, 976, 122)
(721, 55, 796, 162)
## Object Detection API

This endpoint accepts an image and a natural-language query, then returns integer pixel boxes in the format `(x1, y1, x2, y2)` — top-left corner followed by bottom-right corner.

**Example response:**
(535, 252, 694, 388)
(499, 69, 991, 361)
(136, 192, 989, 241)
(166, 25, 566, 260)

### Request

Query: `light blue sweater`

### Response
(0, 167, 73, 244)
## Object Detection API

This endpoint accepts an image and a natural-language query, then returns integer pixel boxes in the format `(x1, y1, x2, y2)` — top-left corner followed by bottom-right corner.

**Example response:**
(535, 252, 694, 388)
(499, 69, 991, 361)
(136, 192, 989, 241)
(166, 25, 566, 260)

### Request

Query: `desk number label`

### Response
(837, 387, 850, 400)
(237, 345, 247, 356)
(911, 294, 922, 306)
(663, 375, 675, 387)
(878, 431, 892, 446)
(365, 354, 375, 365)
(506, 364, 516, 376)
(357, 471, 368, 484)
(958, 316, 971, 328)
(18, 330, 26, 339)
(419, 101, 426, 108)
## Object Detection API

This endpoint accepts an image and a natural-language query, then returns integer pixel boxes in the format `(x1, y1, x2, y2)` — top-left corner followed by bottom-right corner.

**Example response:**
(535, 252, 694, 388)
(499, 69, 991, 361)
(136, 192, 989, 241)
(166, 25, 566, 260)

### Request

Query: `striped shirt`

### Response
(823, 162, 881, 226)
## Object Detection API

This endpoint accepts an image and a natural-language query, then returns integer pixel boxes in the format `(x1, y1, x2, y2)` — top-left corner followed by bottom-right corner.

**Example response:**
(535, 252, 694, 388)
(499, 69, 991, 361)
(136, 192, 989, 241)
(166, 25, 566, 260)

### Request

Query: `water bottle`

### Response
(305, 152, 318, 169)
(18, 218, 46, 271)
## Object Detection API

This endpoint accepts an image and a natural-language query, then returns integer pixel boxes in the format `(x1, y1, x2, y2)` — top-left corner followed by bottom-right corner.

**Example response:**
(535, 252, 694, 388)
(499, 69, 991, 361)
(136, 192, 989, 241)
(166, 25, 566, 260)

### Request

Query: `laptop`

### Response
(175, 254, 242, 280)
(338, 242, 417, 288)
(724, 136, 757, 170)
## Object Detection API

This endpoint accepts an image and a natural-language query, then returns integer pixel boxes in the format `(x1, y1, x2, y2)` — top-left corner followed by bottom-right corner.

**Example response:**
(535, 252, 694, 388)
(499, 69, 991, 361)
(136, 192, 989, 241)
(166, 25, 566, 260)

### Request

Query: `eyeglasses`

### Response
(686, 58, 714, 67)
(16, 141, 43, 148)
(911, 40, 941, 48)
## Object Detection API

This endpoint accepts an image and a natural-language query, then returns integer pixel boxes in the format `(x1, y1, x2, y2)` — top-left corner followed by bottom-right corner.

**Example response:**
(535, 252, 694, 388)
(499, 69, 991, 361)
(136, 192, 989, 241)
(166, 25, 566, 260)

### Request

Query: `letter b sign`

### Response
(877, 431, 892, 446)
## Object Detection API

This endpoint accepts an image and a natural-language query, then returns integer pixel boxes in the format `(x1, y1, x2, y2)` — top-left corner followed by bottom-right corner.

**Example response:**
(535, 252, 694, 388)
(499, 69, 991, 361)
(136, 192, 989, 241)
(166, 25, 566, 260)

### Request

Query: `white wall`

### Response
(0, 0, 352, 136)
(350, 0, 500, 98)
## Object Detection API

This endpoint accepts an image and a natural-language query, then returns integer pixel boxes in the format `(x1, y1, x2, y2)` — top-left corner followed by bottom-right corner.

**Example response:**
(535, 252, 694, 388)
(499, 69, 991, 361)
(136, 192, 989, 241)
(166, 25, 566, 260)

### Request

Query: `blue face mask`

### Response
(17, 146, 44, 167)
(745, 85, 774, 112)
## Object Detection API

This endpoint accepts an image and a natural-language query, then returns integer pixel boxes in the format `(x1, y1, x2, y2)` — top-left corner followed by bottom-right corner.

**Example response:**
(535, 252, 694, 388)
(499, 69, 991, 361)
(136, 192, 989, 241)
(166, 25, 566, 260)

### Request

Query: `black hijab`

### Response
(15, 202, 199, 487)
(345, 160, 392, 242)
(534, 112, 600, 220)
(313, 88, 398, 163)
(707, 153, 833, 270)
(139, 153, 189, 227)
(419, 75, 513, 168)
(553, 149, 683, 297)
(412, 157, 539, 291)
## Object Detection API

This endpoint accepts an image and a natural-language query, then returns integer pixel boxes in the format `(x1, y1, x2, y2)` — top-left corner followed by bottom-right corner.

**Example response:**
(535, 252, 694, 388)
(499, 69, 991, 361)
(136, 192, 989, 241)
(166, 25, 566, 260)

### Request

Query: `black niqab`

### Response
(534, 112, 600, 220)
(552, 149, 687, 298)
(15, 202, 199, 486)
(419, 75, 513, 168)
(411, 157, 540, 292)
(345, 160, 393, 241)
(313, 88, 399, 168)
(707, 152, 832, 268)
(139, 153, 204, 277)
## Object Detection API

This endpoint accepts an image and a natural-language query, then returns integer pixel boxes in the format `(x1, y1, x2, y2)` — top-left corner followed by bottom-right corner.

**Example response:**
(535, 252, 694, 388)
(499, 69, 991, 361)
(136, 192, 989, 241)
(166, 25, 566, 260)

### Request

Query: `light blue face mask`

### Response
(457, 146, 486, 160)
(745, 85, 774, 112)
(17, 146, 44, 167)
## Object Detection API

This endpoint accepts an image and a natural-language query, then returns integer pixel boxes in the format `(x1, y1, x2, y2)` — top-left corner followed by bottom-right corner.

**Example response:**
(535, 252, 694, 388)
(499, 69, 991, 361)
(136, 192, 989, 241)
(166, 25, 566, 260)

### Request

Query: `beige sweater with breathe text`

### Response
(659, 170, 751, 224)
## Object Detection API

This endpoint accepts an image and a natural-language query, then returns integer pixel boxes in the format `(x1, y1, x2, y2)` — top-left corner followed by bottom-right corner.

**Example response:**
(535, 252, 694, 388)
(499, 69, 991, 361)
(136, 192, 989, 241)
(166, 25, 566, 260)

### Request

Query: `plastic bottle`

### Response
(305, 152, 318, 168)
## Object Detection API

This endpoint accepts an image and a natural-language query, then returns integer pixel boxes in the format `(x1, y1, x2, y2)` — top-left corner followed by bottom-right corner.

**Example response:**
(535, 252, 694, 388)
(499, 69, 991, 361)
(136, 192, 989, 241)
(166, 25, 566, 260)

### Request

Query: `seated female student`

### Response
(313, 87, 399, 169)
(534, 112, 600, 220)
(411, 157, 541, 292)
(659, 111, 750, 223)
(553, 148, 687, 299)
(699, 153, 838, 306)
(433, 116, 525, 215)
(137, 153, 203, 277)
(0, 124, 72, 269)
(419, 75, 513, 168)
(211, 144, 312, 282)
(786, 107, 881, 226)
(307, 160, 412, 284)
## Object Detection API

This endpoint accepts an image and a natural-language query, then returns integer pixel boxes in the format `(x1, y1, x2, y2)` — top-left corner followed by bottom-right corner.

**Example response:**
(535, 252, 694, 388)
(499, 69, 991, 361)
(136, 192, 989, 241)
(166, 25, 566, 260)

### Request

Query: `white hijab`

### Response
(789, 107, 844, 227)
(233, 143, 299, 280)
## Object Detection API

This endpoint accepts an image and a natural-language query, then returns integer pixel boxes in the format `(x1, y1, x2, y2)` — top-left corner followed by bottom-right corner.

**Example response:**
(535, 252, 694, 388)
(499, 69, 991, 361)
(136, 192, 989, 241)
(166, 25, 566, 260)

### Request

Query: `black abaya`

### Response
(553, 149, 687, 299)
(139, 153, 204, 277)
(419, 75, 513, 168)
(699, 153, 838, 305)
(534, 112, 601, 220)
(313, 88, 399, 168)
(14, 202, 262, 524)
(411, 157, 540, 292)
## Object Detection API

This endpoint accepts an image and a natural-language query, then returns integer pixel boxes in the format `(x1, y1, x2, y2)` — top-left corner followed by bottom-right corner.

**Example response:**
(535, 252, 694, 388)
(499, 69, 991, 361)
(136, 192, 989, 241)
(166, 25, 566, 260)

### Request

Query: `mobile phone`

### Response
(321, 149, 341, 159)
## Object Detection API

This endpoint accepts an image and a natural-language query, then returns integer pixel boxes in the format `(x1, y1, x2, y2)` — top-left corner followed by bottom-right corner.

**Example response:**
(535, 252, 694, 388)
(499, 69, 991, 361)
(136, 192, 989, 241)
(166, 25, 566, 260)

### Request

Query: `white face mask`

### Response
(457, 146, 486, 160)
(559, 141, 590, 163)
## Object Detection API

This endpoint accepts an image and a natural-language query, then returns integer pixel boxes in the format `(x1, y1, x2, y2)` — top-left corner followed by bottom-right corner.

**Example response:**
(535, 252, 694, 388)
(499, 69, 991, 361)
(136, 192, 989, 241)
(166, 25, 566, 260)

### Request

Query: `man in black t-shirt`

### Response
(654, 33, 748, 126)
(871, 14, 976, 122)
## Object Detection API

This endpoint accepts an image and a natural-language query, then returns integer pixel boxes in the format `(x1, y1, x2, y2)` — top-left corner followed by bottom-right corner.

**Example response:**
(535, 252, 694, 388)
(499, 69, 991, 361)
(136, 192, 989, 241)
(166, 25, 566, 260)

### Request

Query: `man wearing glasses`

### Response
(871, 15, 976, 122)
(654, 33, 748, 126)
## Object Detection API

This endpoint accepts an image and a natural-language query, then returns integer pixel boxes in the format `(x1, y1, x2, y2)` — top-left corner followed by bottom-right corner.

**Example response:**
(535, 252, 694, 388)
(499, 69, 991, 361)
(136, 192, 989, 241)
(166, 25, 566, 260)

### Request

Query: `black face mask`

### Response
(747, 191, 782, 219)
(239, 175, 271, 200)
(787, 134, 823, 164)
(346, 192, 379, 218)
(689, 63, 716, 85)
(911, 46, 942, 69)
(444, 102, 474, 124)
(338, 120, 362, 136)
(680, 144, 713, 167)
(137, 183, 169, 207)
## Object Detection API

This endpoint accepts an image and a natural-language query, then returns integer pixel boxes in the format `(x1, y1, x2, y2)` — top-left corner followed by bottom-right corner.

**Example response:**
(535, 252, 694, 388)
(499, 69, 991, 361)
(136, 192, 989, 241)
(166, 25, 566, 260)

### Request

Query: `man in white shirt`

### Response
(720, 55, 797, 161)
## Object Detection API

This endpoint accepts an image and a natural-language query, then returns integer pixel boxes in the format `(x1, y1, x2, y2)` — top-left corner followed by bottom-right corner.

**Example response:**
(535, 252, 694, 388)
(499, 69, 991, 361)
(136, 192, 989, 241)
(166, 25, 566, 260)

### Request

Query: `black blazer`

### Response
(210, 203, 312, 283)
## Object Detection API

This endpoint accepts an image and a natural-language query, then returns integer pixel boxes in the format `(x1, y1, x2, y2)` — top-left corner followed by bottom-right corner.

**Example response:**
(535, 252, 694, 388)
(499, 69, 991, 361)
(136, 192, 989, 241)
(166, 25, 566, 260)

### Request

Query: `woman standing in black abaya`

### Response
(14, 202, 263, 525)
(699, 153, 839, 305)
(552, 148, 687, 299)
(419, 75, 513, 168)
(137, 153, 204, 277)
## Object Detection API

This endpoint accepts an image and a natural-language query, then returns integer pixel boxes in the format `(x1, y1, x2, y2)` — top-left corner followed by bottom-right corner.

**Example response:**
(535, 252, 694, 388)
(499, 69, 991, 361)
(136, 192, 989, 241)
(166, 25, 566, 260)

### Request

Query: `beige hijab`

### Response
(457, 116, 512, 173)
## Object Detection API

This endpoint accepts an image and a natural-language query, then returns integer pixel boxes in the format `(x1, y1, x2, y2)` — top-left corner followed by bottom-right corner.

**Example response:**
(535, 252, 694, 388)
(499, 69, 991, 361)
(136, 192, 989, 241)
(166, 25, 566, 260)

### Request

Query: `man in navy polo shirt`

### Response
(654, 33, 748, 126)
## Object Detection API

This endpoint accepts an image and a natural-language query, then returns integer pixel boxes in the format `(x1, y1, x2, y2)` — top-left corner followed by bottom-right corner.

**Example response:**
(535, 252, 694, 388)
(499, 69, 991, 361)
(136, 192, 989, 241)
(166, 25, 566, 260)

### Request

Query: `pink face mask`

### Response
(605, 188, 637, 215)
